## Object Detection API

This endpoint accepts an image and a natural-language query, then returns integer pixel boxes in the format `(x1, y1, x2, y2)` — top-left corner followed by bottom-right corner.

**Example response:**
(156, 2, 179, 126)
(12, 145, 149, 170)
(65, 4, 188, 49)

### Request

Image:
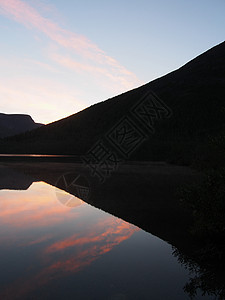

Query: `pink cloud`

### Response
(0, 0, 142, 90)
(50, 53, 138, 90)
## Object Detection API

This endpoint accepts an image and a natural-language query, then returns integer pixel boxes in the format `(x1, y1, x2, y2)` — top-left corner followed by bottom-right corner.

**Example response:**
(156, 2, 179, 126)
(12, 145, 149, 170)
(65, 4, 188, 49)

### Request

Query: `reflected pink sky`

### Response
(0, 182, 139, 299)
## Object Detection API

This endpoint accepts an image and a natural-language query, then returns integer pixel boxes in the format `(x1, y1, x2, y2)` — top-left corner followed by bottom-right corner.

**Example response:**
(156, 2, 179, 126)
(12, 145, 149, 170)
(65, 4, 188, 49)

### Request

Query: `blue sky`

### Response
(0, 0, 224, 124)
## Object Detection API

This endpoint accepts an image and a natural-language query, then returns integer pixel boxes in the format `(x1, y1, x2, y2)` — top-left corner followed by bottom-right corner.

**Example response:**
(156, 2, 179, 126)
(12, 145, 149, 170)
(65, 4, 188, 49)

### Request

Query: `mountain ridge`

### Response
(1, 41, 225, 164)
(0, 113, 43, 138)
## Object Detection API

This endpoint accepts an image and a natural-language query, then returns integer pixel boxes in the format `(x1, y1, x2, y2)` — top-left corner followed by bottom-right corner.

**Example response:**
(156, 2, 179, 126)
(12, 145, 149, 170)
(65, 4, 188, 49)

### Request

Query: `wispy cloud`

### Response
(0, 0, 142, 90)
(50, 53, 137, 91)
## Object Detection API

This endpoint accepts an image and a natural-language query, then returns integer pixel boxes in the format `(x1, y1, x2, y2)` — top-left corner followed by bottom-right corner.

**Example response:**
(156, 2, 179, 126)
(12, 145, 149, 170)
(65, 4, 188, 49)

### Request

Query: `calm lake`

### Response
(0, 178, 214, 300)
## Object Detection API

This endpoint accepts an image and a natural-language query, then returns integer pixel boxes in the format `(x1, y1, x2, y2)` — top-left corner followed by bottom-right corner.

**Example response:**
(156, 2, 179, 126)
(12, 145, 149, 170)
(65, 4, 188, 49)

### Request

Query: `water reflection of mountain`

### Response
(1, 162, 225, 299)
(0, 162, 201, 250)
(0, 165, 36, 190)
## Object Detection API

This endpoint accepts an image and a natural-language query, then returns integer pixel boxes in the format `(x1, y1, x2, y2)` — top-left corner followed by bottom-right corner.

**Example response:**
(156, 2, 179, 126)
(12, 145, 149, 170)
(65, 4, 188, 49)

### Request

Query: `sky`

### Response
(0, 0, 224, 124)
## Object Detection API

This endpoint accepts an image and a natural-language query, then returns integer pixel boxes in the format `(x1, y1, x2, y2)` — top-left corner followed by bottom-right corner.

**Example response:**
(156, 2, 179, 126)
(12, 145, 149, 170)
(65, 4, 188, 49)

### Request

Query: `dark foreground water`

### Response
(0, 181, 213, 299)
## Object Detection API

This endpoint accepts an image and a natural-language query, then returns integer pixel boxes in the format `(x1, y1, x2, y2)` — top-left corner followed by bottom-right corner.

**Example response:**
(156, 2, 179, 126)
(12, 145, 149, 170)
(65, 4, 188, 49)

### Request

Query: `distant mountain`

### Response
(0, 113, 43, 138)
(1, 41, 224, 164)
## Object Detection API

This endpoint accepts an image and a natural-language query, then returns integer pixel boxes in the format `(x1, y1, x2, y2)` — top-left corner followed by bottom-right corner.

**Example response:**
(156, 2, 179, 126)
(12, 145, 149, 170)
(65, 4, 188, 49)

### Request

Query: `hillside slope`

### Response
(1, 41, 225, 163)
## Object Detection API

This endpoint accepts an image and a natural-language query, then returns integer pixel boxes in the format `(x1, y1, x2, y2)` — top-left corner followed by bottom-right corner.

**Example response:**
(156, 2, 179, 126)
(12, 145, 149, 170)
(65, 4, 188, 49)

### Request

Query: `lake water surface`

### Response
(0, 181, 212, 299)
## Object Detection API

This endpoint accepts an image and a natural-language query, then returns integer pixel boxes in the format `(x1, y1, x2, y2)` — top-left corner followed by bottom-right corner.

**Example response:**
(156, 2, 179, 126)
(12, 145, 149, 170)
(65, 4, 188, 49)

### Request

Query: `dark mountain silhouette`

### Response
(0, 113, 43, 138)
(0, 41, 224, 164)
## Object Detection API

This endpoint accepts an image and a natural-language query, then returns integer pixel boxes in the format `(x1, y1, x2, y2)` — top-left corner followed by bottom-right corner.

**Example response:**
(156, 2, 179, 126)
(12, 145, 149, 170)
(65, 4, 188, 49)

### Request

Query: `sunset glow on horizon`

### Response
(0, 0, 224, 124)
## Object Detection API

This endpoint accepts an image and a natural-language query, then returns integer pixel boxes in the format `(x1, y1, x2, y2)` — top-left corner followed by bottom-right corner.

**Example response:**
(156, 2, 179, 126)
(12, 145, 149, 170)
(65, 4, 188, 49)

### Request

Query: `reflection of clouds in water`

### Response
(0, 181, 139, 299)
(0, 182, 77, 229)
(45, 217, 137, 254)
(0, 213, 138, 299)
